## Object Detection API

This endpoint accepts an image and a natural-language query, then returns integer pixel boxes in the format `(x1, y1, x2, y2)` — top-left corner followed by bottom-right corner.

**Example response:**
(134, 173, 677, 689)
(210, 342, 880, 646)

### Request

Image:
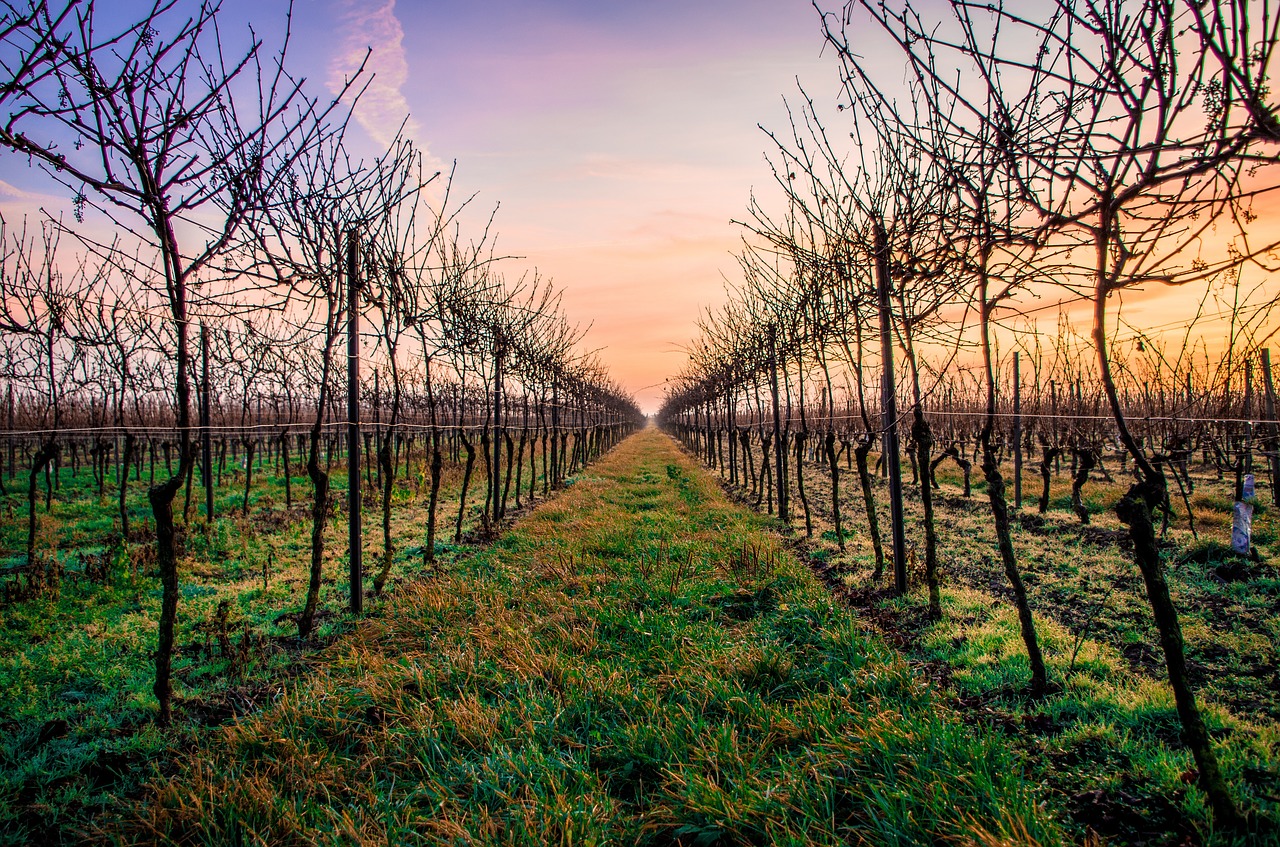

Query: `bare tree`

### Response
(835, 0, 1280, 823)
(0, 217, 93, 587)
(77, 248, 158, 543)
(821, 2, 1056, 690)
(0, 0, 361, 723)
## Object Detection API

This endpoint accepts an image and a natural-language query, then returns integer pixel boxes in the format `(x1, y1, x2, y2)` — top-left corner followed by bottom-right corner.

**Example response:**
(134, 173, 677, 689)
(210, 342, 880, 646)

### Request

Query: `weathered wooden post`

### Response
(1261, 349, 1279, 506)
(1013, 351, 1022, 509)
(492, 339, 505, 524)
(769, 325, 788, 523)
(346, 229, 362, 616)
(874, 220, 908, 595)
(201, 324, 214, 522)
(5, 384, 12, 486)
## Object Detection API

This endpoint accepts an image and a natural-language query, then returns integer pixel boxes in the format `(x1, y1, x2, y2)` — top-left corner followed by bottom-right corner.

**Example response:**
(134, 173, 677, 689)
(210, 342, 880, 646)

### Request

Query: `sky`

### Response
(0, 0, 858, 414)
(2, 1, 1273, 414)
(297, 0, 843, 413)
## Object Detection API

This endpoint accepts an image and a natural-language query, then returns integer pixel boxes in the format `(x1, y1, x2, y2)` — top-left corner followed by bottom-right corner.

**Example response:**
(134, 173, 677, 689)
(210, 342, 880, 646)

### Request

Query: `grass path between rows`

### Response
(120, 428, 1061, 846)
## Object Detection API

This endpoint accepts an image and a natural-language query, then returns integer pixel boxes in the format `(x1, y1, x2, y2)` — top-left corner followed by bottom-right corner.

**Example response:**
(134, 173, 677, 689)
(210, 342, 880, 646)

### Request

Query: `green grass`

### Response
(0, 441, 577, 845)
(10, 430, 1274, 844)
(716, 435, 1280, 845)
(900, 583, 1280, 846)
(114, 429, 1059, 845)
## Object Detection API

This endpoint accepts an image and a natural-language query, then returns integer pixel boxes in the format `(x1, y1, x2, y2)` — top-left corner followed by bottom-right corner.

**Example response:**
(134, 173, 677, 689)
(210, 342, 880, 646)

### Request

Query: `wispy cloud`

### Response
(328, 0, 426, 155)
(0, 180, 41, 202)
(0, 179, 65, 217)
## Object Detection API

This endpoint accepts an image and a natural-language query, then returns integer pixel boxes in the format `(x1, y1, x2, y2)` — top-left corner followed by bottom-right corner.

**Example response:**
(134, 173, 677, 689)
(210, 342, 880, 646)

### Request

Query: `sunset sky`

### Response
(0, 0, 863, 413)
(288, 0, 839, 413)
(1, 0, 1271, 413)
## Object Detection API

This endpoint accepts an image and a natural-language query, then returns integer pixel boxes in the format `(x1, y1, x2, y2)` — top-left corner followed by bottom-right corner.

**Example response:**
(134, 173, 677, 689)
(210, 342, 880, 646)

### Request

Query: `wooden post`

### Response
(1261, 349, 1279, 507)
(875, 220, 908, 596)
(201, 324, 214, 521)
(1244, 358, 1255, 476)
(6, 383, 13, 482)
(0, 387, 7, 493)
(1013, 351, 1022, 509)
(550, 376, 559, 488)
(492, 341, 504, 523)
(769, 325, 788, 523)
(346, 229, 363, 616)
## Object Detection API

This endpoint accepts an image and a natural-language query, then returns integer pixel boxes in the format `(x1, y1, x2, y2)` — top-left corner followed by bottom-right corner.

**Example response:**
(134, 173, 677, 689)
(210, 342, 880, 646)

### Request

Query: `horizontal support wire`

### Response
(0, 421, 625, 438)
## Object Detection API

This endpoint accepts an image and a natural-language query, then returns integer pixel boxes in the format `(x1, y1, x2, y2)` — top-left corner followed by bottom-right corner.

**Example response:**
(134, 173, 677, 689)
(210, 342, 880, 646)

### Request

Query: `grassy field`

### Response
(3, 428, 1277, 845)
(699, 434, 1280, 846)
(0, 438, 545, 845)
(50, 427, 1064, 845)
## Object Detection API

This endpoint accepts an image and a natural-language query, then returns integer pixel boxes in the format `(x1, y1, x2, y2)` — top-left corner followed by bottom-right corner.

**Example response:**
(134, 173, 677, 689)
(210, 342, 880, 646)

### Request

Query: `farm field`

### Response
(4, 427, 1060, 845)
(3, 0, 1280, 845)
(697, 433, 1280, 725)
(2, 427, 1277, 845)
(0, 425, 613, 844)
(671, 427, 1280, 845)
